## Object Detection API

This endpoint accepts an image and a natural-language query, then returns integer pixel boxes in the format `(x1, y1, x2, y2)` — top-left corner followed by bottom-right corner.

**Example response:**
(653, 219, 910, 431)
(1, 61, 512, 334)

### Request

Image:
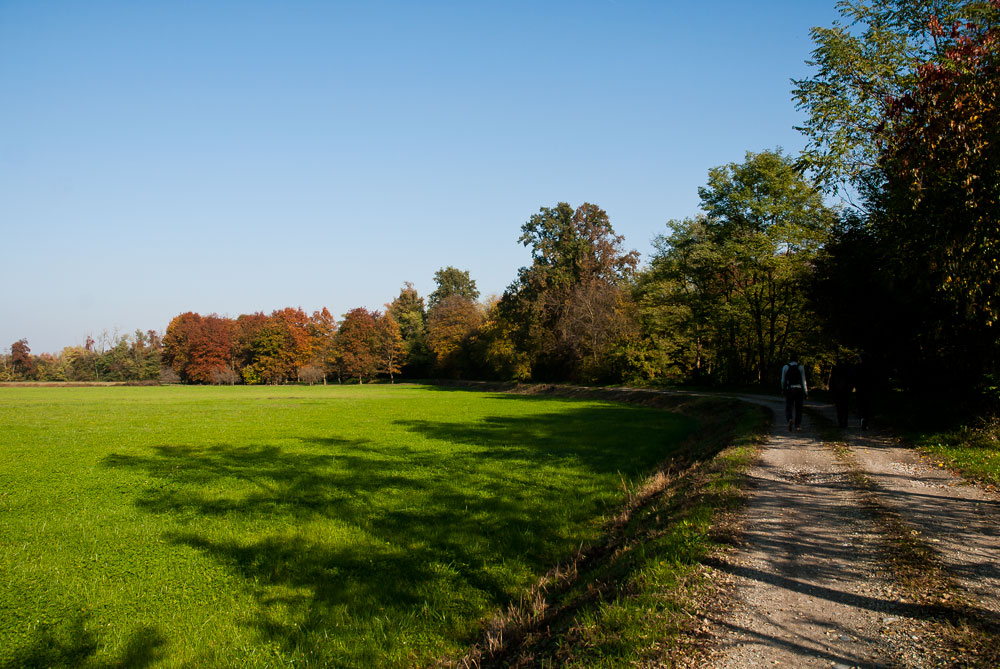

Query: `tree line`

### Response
(3, 0, 997, 409)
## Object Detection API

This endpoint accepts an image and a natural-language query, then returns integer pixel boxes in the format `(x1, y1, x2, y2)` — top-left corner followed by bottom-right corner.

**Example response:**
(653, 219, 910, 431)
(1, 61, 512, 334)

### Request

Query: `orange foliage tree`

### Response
(373, 311, 406, 383)
(336, 308, 379, 383)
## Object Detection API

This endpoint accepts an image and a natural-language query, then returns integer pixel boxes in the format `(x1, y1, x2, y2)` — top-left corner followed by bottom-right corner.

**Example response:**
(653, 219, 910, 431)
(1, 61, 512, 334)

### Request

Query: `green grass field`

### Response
(0, 384, 728, 667)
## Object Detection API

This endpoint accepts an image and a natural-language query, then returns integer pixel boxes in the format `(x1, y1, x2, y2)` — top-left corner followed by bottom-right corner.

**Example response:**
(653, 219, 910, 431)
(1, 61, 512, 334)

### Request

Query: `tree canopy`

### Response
(428, 267, 479, 309)
(639, 150, 836, 384)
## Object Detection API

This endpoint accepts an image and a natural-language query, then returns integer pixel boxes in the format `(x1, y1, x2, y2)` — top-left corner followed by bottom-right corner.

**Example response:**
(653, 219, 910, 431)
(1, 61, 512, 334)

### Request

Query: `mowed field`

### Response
(0, 384, 703, 667)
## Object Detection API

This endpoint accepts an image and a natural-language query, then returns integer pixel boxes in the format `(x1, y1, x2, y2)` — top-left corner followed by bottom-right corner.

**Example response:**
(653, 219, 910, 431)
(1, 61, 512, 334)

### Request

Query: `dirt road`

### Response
(704, 395, 1000, 668)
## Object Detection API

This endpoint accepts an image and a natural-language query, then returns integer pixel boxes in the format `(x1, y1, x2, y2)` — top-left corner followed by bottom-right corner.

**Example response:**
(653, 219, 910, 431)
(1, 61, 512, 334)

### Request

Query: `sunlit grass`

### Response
(0, 384, 700, 667)
(469, 396, 769, 667)
(912, 415, 1000, 489)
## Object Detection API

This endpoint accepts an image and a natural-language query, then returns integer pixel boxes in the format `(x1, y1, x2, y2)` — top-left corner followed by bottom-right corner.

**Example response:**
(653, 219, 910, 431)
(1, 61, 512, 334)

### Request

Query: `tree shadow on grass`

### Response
(395, 405, 695, 479)
(3, 617, 166, 669)
(100, 403, 693, 664)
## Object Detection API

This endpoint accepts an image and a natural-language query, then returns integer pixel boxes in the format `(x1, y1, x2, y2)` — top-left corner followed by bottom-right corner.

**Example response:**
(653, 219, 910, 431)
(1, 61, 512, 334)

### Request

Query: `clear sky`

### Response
(1, 0, 840, 354)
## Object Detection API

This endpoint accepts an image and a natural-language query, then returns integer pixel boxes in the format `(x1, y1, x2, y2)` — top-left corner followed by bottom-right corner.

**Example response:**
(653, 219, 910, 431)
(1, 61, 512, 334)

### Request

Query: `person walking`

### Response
(855, 352, 872, 430)
(829, 355, 852, 428)
(781, 353, 808, 431)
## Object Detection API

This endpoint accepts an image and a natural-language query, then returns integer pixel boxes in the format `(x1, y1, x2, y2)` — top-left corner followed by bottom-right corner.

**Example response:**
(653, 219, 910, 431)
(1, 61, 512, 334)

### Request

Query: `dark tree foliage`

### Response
(807, 1, 1000, 406)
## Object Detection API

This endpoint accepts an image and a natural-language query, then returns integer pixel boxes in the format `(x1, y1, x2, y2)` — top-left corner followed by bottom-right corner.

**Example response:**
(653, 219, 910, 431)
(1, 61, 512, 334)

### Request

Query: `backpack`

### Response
(784, 363, 803, 391)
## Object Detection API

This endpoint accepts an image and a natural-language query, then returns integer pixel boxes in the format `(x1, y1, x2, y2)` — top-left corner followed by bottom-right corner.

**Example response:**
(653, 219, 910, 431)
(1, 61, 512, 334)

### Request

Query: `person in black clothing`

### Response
(855, 352, 872, 430)
(781, 353, 808, 431)
(829, 355, 852, 428)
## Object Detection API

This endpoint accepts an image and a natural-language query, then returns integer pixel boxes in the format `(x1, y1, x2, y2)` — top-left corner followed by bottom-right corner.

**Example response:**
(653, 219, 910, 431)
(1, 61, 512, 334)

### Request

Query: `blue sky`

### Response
(1, 1, 840, 354)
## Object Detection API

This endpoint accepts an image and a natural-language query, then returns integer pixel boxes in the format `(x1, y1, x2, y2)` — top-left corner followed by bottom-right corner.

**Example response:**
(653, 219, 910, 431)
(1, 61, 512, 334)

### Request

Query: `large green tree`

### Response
(501, 202, 640, 381)
(792, 0, 978, 191)
(388, 282, 432, 377)
(427, 267, 479, 309)
(640, 150, 836, 385)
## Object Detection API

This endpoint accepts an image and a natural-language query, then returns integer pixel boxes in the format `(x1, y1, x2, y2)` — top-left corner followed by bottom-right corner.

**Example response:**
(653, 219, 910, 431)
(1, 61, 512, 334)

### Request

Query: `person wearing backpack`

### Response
(781, 353, 808, 431)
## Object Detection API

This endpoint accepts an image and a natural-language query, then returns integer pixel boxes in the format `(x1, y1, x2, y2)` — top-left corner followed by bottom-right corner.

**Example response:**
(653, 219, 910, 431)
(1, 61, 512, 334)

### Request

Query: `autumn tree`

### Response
(241, 318, 287, 384)
(373, 311, 406, 383)
(792, 0, 977, 191)
(10, 339, 35, 380)
(558, 278, 643, 382)
(63, 343, 98, 382)
(162, 313, 235, 384)
(881, 9, 999, 329)
(801, 0, 999, 401)
(473, 297, 532, 381)
(307, 308, 337, 382)
(231, 312, 269, 377)
(336, 308, 379, 383)
(426, 295, 483, 377)
(33, 353, 64, 382)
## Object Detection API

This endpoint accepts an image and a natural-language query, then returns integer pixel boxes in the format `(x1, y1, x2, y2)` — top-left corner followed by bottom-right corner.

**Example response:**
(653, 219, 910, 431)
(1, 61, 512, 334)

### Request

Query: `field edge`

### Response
(436, 384, 771, 668)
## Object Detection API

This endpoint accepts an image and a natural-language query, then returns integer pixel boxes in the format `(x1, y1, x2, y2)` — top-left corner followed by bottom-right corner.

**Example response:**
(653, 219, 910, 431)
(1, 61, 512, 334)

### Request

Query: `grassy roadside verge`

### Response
(448, 389, 771, 667)
(908, 416, 1000, 492)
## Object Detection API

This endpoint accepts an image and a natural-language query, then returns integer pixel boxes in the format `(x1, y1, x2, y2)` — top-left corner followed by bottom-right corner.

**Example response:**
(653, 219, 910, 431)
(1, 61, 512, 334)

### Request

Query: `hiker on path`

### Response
(781, 353, 808, 431)
(855, 352, 873, 430)
(829, 355, 852, 428)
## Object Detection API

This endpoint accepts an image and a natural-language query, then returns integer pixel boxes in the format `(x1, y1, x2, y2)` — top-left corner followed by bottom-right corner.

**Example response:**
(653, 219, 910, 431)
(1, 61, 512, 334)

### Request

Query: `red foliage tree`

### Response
(10, 339, 35, 379)
(336, 308, 379, 383)
(882, 7, 1000, 328)
(162, 313, 234, 384)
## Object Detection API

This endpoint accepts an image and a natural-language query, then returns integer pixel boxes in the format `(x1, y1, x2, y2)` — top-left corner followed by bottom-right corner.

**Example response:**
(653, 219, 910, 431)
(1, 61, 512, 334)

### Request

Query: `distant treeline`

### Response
(3, 1, 997, 408)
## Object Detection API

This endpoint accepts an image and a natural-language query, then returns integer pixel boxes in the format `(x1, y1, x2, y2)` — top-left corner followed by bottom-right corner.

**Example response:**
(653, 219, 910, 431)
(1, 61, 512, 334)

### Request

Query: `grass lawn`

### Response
(0, 384, 718, 667)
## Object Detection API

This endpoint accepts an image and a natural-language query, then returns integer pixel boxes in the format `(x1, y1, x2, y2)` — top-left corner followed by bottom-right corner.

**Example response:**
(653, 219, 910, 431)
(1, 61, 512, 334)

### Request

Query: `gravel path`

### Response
(702, 395, 1000, 668)
(848, 432, 1000, 620)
